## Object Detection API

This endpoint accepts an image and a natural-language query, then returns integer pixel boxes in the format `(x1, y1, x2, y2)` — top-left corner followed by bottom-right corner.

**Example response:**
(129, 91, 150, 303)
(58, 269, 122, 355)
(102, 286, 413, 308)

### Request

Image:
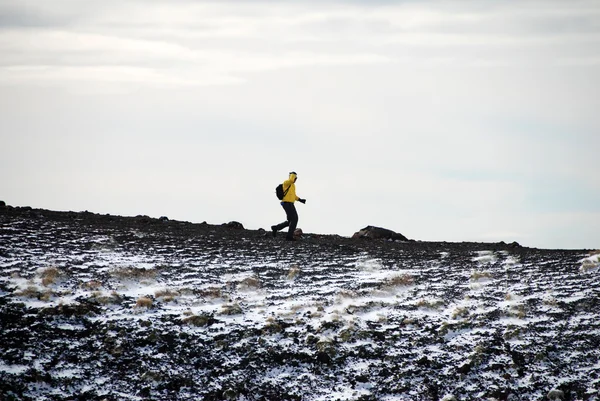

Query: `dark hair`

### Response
(290, 171, 297, 175)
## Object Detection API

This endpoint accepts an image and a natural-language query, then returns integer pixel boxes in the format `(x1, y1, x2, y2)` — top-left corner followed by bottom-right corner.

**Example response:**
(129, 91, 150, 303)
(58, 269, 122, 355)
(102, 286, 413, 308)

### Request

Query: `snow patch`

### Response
(0, 361, 29, 375)
(472, 250, 497, 265)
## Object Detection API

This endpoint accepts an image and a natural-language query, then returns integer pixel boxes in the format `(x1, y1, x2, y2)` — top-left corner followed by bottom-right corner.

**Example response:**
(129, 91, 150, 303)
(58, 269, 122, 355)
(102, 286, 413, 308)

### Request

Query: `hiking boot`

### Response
(271, 226, 277, 237)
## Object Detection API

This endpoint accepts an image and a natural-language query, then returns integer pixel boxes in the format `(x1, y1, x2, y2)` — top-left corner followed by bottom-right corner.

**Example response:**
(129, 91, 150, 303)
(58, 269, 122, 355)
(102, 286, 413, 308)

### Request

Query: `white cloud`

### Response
(2, 0, 599, 89)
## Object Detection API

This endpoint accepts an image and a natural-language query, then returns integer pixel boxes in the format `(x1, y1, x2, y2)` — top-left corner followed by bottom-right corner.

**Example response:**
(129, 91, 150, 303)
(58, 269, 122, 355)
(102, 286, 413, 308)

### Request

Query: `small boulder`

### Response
(224, 221, 244, 230)
(547, 389, 564, 400)
(352, 226, 408, 241)
(294, 228, 303, 239)
(135, 215, 151, 224)
(0, 200, 6, 209)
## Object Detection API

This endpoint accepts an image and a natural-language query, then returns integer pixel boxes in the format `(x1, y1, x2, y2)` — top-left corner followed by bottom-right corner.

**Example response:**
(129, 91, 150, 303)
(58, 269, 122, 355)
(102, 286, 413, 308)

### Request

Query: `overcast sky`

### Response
(1, 0, 599, 249)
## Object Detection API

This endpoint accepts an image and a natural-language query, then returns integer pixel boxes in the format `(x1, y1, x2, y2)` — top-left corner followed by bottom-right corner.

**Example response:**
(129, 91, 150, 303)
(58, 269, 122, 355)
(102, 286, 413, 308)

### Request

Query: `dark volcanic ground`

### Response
(1, 205, 599, 401)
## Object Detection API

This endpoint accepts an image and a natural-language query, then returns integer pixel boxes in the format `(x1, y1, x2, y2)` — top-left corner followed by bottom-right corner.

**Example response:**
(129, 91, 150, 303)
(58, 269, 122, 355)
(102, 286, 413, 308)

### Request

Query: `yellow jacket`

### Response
(282, 172, 300, 203)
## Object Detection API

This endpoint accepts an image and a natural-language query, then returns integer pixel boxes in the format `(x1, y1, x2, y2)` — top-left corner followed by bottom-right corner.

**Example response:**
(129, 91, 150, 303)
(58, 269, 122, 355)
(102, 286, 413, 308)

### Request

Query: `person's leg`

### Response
(272, 220, 289, 231)
(285, 203, 298, 240)
(272, 203, 292, 233)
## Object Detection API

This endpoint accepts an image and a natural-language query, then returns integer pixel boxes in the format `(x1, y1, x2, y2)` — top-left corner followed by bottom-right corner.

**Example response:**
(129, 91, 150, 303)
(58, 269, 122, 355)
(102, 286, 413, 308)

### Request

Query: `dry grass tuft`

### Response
(377, 313, 388, 323)
(155, 288, 179, 302)
(15, 285, 40, 298)
(112, 267, 157, 281)
(316, 338, 336, 357)
(474, 344, 487, 355)
(183, 313, 214, 327)
(220, 302, 243, 315)
(384, 274, 414, 288)
(177, 287, 194, 296)
(471, 271, 492, 281)
(336, 290, 357, 300)
(416, 299, 429, 308)
(223, 303, 242, 315)
(387, 274, 415, 287)
(14, 285, 54, 301)
(91, 291, 121, 305)
(263, 318, 284, 334)
(135, 297, 153, 308)
(239, 277, 261, 289)
(41, 267, 60, 286)
(41, 277, 55, 287)
(39, 289, 53, 302)
(581, 255, 600, 272)
(83, 280, 103, 290)
(197, 287, 222, 298)
(503, 326, 521, 340)
(287, 266, 301, 280)
(289, 303, 305, 314)
(580, 263, 596, 273)
(509, 304, 526, 319)
(452, 306, 469, 319)
(339, 326, 357, 342)
(417, 298, 444, 309)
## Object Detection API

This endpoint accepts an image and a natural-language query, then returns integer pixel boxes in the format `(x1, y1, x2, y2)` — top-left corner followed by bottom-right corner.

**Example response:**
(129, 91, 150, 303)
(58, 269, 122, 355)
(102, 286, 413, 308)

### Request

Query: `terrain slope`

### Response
(1, 206, 599, 400)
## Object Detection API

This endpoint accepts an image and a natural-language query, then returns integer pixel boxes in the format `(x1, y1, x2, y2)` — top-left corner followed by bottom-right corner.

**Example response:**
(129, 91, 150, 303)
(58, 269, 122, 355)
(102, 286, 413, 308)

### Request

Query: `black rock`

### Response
(223, 221, 244, 229)
(352, 225, 408, 241)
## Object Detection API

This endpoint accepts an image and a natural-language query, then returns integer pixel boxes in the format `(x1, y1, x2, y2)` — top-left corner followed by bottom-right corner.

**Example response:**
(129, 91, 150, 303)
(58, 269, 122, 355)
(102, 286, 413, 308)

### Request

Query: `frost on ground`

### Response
(1, 208, 600, 401)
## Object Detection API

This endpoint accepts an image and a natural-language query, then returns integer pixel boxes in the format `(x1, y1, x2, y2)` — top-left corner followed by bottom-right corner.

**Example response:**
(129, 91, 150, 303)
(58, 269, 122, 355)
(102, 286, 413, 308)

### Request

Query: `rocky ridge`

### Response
(1, 205, 599, 401)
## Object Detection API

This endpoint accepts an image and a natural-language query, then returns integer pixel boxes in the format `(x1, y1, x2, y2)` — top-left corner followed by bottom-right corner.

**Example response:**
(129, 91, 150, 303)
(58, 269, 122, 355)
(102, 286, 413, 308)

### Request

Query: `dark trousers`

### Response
(274, 202, 298, 239)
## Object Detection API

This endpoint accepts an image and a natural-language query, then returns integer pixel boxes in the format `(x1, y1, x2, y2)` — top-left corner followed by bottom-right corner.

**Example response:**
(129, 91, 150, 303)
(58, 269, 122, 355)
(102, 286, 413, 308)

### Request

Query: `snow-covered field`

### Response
(1, 208, 599, 400)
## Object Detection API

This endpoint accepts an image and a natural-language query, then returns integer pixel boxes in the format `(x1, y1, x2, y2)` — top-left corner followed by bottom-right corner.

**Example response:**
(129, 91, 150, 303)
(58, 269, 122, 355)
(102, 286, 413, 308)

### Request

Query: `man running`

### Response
(271, 171, 306, 241)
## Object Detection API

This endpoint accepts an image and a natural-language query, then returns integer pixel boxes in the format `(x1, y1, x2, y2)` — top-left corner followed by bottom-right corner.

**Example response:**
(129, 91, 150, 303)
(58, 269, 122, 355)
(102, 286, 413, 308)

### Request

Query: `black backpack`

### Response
(275, 183, 290, 200)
